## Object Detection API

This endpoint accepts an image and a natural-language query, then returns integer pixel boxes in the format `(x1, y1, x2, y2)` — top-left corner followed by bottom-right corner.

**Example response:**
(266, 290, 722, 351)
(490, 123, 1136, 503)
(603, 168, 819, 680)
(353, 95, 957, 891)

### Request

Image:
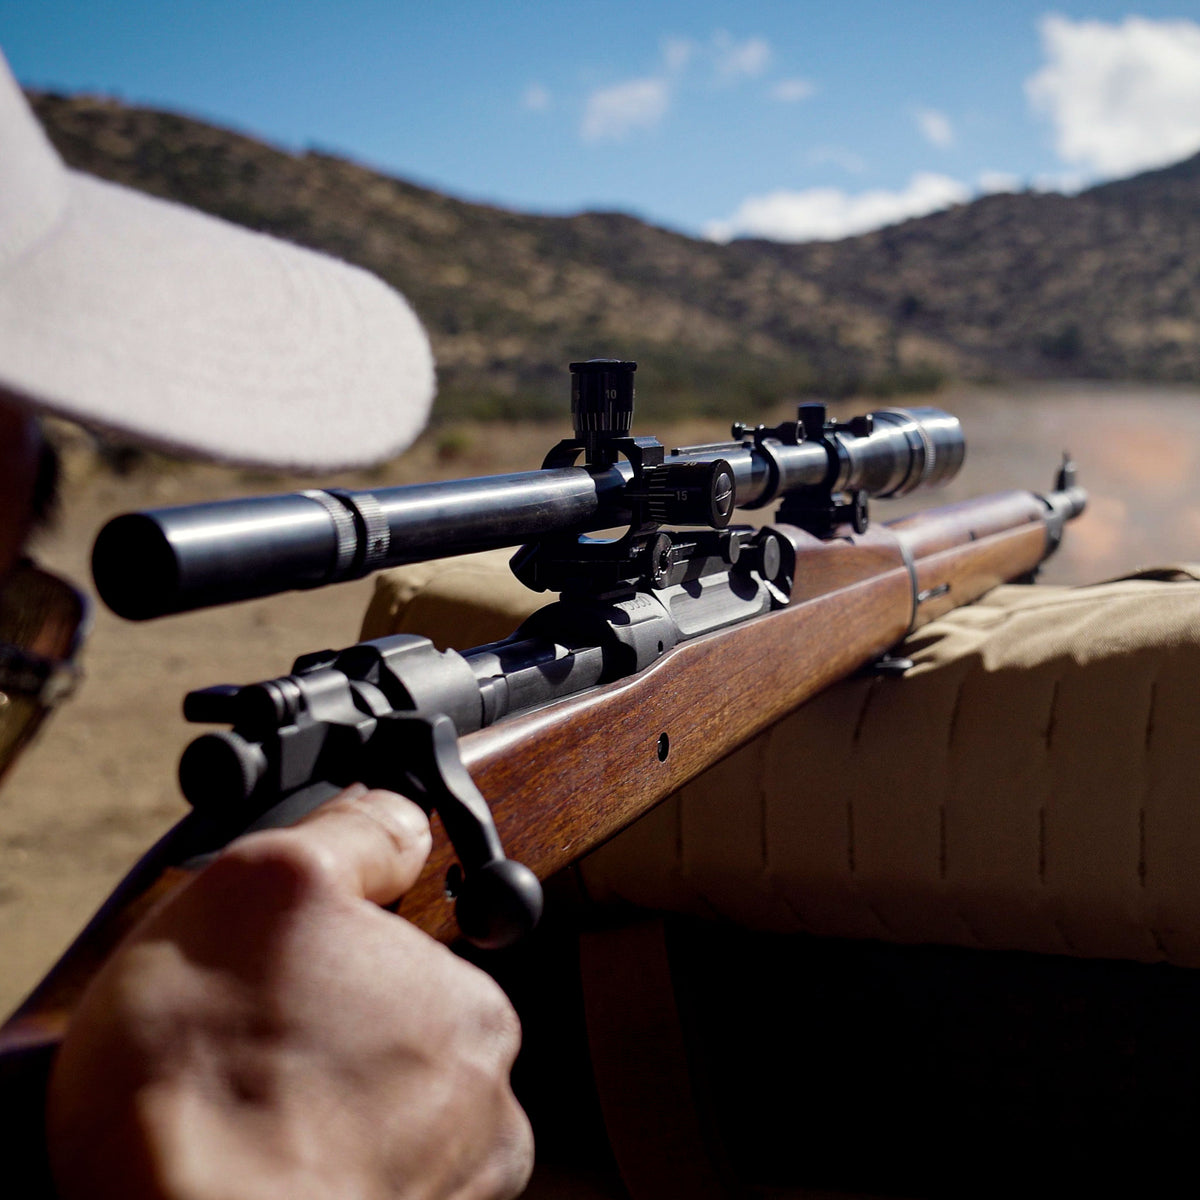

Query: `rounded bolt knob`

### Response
(761, 532, 782, 582)
(454, 858, 544, 949)
(179, 731, 266, 811)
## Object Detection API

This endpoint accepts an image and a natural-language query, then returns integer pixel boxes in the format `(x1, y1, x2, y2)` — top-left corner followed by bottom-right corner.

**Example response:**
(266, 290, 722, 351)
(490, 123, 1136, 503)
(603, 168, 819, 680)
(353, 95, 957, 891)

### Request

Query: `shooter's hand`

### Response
(46, 784, 533, 1200)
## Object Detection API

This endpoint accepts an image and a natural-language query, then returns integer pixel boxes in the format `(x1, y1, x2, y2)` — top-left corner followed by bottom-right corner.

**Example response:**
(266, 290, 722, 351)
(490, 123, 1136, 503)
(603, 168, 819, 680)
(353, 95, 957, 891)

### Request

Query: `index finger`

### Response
(289, 783, 434, 904)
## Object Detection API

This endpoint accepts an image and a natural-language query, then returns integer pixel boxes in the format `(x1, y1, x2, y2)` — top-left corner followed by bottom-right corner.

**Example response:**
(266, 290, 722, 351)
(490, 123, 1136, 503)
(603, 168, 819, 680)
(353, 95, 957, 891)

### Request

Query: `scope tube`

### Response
(93, 407, 964, 620)
(92, 469, 613, 620)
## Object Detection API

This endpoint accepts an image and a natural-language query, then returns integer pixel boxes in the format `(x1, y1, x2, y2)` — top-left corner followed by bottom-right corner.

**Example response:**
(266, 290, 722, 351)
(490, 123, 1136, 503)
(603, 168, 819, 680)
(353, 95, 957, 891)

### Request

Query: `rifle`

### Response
(0, 359, 1085, 1053)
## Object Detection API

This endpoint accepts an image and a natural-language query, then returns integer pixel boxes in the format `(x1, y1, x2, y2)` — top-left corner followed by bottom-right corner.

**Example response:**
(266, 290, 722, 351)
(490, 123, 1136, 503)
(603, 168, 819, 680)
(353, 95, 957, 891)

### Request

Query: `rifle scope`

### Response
(93, 362, 964, 620)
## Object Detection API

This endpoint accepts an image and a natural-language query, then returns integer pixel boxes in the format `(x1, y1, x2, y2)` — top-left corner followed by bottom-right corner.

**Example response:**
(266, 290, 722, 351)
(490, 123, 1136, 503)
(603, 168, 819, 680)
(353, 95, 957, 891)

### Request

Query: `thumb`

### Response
(288, 783, 433, 905)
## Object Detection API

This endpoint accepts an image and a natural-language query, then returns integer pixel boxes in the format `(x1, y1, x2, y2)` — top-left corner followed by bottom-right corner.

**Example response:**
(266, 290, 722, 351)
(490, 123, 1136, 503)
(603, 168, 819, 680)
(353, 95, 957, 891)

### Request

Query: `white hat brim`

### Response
(0, 169, 435, 472)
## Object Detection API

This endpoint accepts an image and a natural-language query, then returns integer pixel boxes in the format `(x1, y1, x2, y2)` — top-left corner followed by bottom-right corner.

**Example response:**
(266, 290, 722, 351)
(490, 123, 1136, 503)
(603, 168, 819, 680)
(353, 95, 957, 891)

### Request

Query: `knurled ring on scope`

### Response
(328, 489, 392, 575)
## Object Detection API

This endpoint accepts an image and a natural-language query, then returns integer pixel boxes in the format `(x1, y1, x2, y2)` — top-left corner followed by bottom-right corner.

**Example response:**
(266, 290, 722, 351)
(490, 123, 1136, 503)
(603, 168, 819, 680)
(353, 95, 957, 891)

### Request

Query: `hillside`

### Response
(759, 153, 1200, 383)
(28, 90, 1200, 421)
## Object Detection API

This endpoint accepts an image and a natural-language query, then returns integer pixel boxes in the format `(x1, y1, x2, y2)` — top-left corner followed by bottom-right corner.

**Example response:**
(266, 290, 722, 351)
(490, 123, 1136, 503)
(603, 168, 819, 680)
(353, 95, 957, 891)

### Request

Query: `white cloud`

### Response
(809, 146, 867, 174)
(978, 170, 1021, 194)
(914, 106, 954, 149)
(772, 78, 816, 103)
(522, 83, 551, 112)
(1026, 14, 1200, 175)
(705, 173, 970, 243)
(662, 36, 695, 74)
(712, 31, 771, 79)
(579, 33, 775, 143)
(581, 77, 670, 141)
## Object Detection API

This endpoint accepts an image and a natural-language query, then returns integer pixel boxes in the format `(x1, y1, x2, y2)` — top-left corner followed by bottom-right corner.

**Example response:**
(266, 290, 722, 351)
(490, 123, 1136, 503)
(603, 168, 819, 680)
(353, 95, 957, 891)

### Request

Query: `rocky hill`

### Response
(756, 153, 1200, 384)
(29, 90, 1200, 422)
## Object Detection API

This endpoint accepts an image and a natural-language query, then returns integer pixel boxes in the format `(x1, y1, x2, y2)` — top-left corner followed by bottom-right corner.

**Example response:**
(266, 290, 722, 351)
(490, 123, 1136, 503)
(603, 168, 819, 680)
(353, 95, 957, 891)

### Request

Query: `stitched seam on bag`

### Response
(848, 682, 872, 901)
(1138, 808, 1147, 890)
(1053, 920, 1077, 954)
(945, 675, 966, 752)
(1040, 675, 1075, 952)
(846, 794, 856, 875)
(844, 786, 897, 938)
(1038, 805, 1047, 885)
(749, 736, 797, 929)
(851, 678, 878, 745)
(675, 789, 724, 923)
(674, 793, 724, 921)
(939, 804, 947, 881)
(953, 908, 985, 948)
(761, 723, 813, 932)
(1042, 677, 1061, 749)
(772, 881, 812, 934)
(1140, 682, 1166, 959)
(864, 901, 898, 939)
(691, 892, 725, 922)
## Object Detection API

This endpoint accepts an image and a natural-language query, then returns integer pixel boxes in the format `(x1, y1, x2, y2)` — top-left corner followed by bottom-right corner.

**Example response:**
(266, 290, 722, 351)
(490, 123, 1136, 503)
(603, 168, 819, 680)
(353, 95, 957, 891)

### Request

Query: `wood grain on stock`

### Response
(0, 489, 1055, 1047)
(399, 494, 1051, 940)
(892, 490, 1050, 624)
(888, 490, 1046, 556)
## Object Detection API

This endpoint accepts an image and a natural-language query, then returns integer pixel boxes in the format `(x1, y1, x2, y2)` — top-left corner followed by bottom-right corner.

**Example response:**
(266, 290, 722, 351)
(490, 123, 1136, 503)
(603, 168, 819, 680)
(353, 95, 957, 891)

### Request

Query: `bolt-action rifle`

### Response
(0, 359, 1086, 1053)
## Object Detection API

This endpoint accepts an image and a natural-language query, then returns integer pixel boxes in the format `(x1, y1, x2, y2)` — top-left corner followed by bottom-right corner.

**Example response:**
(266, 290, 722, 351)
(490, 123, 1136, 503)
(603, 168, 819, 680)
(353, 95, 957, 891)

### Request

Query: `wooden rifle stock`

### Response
(403, 489, 1052, 939)
(0, 486, 1068, 1055)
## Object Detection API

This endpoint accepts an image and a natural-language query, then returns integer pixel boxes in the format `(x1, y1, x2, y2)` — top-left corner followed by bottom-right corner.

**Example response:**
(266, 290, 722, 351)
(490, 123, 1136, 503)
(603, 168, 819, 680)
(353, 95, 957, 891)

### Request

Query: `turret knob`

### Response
(570, 359, 637, 463)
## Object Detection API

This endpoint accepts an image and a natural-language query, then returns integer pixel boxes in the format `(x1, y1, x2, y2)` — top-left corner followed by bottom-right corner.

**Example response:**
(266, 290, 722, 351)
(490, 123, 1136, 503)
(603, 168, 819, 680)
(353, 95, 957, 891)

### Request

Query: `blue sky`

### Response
(5, 2, 1200, 241)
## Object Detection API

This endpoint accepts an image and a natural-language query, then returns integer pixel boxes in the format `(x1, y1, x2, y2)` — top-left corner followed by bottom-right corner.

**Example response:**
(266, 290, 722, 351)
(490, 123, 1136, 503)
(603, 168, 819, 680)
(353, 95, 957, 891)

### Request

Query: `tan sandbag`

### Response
(360, 548, 548, 648)
(363, 557, 1200, 966)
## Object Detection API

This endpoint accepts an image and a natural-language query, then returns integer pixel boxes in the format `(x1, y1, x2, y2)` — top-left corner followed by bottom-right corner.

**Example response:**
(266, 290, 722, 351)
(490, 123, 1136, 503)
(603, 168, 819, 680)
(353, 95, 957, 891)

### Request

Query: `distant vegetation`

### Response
(31, 90, 1200, 425)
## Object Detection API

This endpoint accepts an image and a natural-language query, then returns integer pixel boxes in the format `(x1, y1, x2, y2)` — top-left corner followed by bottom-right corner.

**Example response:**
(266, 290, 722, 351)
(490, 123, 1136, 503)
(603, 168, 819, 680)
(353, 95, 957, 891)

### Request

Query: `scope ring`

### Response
(300, 489, 358, 578)
(739, 436, 785, 510)
(330, 489, 392, 574)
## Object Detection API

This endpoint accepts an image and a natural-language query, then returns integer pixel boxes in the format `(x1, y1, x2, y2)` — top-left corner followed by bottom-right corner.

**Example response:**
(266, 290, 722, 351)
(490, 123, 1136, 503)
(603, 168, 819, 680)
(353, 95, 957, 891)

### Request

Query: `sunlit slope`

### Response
(31, 90, 1200, 421)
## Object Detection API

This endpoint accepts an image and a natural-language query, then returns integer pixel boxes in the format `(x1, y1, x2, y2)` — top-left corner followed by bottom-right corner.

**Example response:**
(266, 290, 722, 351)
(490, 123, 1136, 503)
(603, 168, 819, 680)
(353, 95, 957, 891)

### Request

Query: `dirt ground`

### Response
(4, 381, 1200, 1014)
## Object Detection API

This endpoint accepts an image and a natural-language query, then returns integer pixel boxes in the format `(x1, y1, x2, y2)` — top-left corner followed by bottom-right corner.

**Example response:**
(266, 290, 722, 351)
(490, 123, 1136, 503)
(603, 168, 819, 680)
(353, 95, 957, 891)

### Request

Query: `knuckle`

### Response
(210, 830, 338, 902)
(443, 1059, 531, 1198)
(419, 954, 524, 1073)
(479, 1098, 535, 1200)
(458, 967, 524, 1063)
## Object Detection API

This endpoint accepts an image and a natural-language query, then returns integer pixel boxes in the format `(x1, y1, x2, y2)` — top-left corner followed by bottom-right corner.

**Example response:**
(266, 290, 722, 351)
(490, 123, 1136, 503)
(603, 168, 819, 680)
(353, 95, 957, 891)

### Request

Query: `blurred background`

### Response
(3, 1, 1200, 1008)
